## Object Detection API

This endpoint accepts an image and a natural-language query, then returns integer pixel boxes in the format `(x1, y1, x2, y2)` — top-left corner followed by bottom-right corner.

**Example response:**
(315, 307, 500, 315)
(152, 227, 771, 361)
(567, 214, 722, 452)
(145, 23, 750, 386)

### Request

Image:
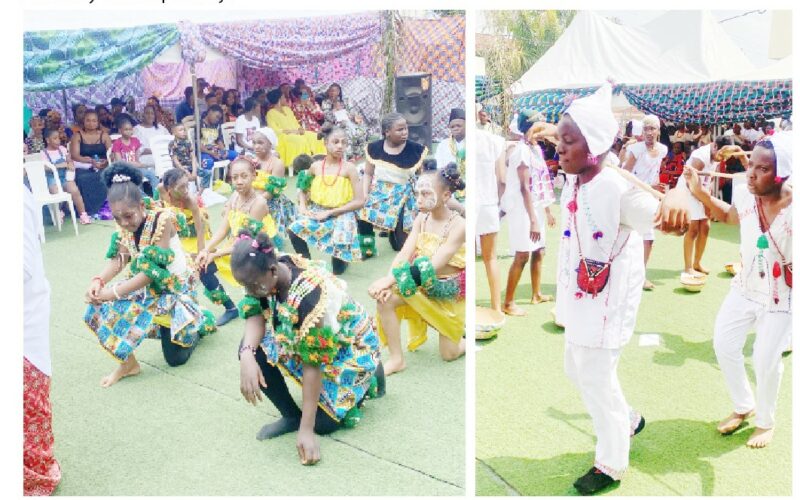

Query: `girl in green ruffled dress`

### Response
(233, 230, 384, 465)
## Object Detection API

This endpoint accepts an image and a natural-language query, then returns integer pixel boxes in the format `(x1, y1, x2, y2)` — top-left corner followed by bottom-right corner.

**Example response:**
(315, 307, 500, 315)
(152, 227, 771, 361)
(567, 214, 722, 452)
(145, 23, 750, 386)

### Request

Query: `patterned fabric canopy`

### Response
(514, 81, 793, 125)
(197, 14, 382, 76)
(396, 16, 465, 84)
(24, 24, 179, 92)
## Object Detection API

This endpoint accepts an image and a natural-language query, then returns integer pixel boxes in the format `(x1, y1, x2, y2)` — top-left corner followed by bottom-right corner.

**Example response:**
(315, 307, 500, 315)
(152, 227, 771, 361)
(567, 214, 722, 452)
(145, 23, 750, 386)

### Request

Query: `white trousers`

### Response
(714, 289, 792, 429)
(564, 342, 639, 480)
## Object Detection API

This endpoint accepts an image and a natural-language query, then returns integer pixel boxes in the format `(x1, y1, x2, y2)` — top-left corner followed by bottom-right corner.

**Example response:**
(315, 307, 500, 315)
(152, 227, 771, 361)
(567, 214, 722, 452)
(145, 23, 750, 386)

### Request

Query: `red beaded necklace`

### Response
(321, 157, 343, 186)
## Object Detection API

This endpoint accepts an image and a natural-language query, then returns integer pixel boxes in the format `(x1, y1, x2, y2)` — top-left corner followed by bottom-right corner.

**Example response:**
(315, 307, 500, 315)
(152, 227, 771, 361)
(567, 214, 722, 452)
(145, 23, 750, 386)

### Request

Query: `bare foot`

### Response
(502, 303, 527, 316)
(642, 280, 655, 291)
(685, 268, 706, 278)
(100, 357, 141, 388)
(383, 357, 407, 376)
(693, 263, 710, 275)
(530, 294, 554, 304)
(746, 427, 775, 448)
(717, 410, 754, 434)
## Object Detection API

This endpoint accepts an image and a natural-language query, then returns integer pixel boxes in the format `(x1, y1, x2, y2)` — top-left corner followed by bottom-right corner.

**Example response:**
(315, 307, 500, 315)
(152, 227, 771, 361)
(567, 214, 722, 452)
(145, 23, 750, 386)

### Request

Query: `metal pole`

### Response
(192, 64, 201, 168)
(61, 89, 69, 121)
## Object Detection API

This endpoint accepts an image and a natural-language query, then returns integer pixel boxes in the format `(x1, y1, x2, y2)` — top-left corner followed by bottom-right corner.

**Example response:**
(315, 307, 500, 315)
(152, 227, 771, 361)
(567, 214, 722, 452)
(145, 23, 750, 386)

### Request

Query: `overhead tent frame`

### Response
(487, 10, 793, 126)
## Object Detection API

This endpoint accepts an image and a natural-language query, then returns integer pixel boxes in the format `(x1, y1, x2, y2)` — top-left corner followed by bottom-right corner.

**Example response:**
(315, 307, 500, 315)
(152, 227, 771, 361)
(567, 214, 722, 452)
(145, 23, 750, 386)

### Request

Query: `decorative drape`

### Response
(141, 59, 238, 104)
(514, 81, 793, 125)
(396, 16, 465, 84)
(23, 24, 179, 92)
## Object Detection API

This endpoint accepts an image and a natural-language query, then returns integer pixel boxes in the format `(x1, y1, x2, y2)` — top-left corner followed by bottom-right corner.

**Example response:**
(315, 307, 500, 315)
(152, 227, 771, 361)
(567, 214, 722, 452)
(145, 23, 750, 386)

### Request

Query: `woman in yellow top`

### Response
(368, 161, 466, 375)
(156, 168, 239, 326)
(195, 157, 279, 325)
(249, 127, 295, 250)
(265, 88, 325, 166)
(289, 125, 365, 275)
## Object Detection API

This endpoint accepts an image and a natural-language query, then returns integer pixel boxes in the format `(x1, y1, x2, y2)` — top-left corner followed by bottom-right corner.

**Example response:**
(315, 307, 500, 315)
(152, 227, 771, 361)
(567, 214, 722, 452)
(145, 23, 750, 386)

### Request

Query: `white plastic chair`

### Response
(110, 134, 121, 141)
(151, 134, 176, 178)
(23, 160, 78, 241)
(24, 153, 42, 163)
(221, 122, 236, 150)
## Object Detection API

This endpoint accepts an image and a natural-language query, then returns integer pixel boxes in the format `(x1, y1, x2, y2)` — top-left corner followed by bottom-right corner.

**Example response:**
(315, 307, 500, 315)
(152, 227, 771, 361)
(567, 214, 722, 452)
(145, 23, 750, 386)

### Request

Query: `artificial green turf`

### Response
(475, 200, 792, 496)
(41, 175, 464, 496)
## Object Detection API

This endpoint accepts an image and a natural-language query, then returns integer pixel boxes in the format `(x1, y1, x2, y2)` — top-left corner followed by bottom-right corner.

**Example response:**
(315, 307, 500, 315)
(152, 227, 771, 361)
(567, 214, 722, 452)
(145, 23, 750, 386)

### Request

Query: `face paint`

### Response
(415, 176, 438, 211)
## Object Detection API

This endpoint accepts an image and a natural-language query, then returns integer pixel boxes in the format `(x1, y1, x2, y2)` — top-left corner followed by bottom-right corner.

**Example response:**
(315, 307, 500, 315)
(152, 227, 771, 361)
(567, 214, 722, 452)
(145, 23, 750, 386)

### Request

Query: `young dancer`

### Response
(84, 163, 215, 388)
(289, 125, 365, 275)
(684, 133, 792, 448)
(195, 157, 278, 293)
(158, 168, 239, 326)
(359, 113, 428, 252)
(675, 135, 730, 276)
(250, 127, 295, 249)
(475, 127, 506, 312)
(551, 84, 690, 495)
(622, 115, 668, 290)
(368, 161, 466, 375)
(502, 112, 556, 315)
(233, 231, 384, 465)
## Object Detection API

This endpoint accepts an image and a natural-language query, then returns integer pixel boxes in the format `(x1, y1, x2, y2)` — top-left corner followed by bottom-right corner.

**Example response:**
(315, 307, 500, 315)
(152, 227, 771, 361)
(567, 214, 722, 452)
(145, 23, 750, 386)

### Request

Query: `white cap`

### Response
(768, 131, 792, 178)
(563, 83, 619, 156)
(254, 127, 279, 149)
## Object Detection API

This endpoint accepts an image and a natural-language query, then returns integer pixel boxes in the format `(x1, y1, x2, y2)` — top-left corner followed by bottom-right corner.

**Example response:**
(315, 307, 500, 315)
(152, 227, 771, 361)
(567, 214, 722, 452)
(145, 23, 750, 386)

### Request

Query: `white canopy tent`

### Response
(511, 10, 763, 94)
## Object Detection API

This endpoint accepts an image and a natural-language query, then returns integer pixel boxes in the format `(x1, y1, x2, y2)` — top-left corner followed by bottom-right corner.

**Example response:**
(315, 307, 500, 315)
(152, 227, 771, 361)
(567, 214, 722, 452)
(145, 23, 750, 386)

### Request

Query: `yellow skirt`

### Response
(276, 131, 326, 166)
(376, 291, 465, 350)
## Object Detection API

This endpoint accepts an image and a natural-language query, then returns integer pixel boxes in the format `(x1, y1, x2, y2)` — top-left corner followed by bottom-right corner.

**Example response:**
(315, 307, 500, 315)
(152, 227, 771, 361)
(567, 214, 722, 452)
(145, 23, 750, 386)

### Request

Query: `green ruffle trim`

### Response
(199, 309, 217, 337)
(254, 175, 287, 196)
(296, 170, 314, 192)
(151, 188, 161, 201)
(426, 275, 462, 299)
(130, 245, 179, 294)
(143, 196, 154, 210)
(106, 231, 120, 259)
(359, 234, 376, 258)
(204, 287, 231, 305)
(175, 212, 190, 238)
(392, 261, 416, 298)
(367, 375, 379, 399)
(414, 256, 436, 290)
(241, 217, 264, 238)
(238, 295, 264, 319)
(342, 406, 362, 428)
(293, 326, 339, 366)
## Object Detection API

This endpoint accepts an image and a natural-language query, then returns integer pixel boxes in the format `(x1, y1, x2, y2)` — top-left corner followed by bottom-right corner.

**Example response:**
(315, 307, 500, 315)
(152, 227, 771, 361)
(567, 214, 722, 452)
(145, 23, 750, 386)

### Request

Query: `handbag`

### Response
(576, 258, 611, 297)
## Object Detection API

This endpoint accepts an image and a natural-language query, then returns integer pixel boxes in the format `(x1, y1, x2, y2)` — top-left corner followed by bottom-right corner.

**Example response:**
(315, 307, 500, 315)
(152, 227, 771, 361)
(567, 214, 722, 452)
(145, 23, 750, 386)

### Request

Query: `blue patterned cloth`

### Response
(359, 179, 417, 233)
(268, 194, 296, 251)
(84, 280, 203, 362)
(290, 202, 361, 262)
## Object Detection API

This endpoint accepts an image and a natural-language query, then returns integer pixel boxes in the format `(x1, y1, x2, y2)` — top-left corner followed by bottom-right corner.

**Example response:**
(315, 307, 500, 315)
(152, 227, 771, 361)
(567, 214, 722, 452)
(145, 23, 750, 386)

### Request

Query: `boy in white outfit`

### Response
(683, 133, 792, 449)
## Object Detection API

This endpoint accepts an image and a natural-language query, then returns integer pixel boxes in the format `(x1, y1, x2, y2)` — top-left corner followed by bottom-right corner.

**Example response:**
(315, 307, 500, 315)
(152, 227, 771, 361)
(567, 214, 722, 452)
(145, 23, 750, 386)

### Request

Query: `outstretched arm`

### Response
(684, 166, 740, 225)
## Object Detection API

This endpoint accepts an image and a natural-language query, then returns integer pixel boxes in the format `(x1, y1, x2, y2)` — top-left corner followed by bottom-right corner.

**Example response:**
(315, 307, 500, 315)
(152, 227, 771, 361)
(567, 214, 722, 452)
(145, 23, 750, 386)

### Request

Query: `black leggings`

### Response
(288, 230, 348, 275)
(357, 205, 408, 251)
(253, 345, 340, 435)
(198, 262, 235, 309)
(159, 326, 196, 367)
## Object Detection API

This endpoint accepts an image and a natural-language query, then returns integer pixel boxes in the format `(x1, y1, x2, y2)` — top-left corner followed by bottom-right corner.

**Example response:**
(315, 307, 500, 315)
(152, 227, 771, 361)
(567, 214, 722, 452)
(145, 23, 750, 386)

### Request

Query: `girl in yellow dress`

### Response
(289, 125, 366, 275)
(250, 127, 295, 249)
(157, 168, 239, 326)
(265, 89, 325, 166)
(195, 158, 279, 321)
(368, 161, 466, 375)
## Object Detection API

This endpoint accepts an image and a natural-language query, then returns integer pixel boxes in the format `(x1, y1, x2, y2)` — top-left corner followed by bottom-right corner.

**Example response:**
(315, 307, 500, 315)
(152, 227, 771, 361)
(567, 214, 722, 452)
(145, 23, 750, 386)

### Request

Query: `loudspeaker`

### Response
(395, 73, 432, 148)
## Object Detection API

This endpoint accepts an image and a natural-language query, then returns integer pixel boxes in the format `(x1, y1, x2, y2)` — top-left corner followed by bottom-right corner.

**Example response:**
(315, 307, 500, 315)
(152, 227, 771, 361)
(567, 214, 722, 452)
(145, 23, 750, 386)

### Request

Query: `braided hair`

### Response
(162, 168, 188, 190)
(230, 230, 278, 286)
(102, 162, 144, 205)
(421, 159, 466, 193)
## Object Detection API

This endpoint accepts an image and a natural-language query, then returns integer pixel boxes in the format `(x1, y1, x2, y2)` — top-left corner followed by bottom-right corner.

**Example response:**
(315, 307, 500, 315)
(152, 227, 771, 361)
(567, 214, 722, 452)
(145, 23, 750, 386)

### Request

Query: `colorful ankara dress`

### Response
(252, 159, 296, 249)
(360, 139, 427, 233)
(84, 208, 215, 363)
(266, 106, 326, 166)
(377, 212, 466, 350)
(290, 171, 362, 263)
(242, 255, 381, 424)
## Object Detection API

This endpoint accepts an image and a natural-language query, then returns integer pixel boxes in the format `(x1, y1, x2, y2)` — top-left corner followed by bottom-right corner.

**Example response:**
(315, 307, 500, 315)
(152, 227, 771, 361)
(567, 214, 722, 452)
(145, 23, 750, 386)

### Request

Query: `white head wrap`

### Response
(253, 127, 279, 149)
(766, 131, 792, 178)
(643, 114, 660, 129)
(563, 83, 619, 156)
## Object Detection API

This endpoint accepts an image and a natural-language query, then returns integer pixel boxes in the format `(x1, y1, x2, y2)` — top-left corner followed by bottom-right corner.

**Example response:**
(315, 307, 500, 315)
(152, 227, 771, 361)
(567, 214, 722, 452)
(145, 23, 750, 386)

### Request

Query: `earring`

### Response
(586, 154, 598, 166)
